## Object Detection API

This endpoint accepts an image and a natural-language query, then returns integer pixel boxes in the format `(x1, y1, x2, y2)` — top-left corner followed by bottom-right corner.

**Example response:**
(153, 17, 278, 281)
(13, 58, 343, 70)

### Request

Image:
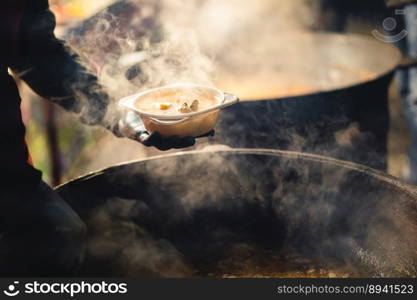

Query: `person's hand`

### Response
(117, 111, 213, 151)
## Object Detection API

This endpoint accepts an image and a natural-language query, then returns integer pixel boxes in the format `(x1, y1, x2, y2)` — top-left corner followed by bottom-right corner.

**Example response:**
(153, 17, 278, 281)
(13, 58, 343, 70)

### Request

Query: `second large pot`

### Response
(213, 33, 403, 170)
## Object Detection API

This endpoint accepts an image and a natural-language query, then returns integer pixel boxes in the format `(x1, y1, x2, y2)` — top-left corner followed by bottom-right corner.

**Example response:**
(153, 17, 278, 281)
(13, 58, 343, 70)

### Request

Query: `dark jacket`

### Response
(0, 0, 116, 186)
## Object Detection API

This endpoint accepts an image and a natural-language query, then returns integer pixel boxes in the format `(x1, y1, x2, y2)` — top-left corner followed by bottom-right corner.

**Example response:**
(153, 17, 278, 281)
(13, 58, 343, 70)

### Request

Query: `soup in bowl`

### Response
(119, 84, 239, 138)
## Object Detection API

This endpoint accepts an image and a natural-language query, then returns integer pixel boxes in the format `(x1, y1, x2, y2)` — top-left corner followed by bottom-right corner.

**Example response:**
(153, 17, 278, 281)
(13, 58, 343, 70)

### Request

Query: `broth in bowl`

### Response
(134, 88, 220, 117)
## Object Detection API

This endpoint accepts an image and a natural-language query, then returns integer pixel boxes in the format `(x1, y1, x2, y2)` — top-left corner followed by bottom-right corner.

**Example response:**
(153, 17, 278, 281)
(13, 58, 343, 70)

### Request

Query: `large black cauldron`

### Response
(57, 149, 417, 277)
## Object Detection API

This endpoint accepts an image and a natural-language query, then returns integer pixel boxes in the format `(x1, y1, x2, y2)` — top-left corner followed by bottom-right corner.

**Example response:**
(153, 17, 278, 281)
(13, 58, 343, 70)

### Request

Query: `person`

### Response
(0, 0, 200, 276)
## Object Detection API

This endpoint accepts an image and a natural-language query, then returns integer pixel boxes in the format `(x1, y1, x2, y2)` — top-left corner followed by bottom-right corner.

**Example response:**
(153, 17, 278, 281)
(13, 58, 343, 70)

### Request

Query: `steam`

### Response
(67, 0, 216, 101)
(86, 197, 193, 277)
(62, 0, 388, 187)
(66, 0, 316, 101)
(62, 0, 318, 176)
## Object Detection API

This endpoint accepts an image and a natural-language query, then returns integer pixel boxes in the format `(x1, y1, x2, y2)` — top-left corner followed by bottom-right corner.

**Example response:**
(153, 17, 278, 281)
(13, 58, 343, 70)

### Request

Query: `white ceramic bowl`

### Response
(119, 84, 239, 138)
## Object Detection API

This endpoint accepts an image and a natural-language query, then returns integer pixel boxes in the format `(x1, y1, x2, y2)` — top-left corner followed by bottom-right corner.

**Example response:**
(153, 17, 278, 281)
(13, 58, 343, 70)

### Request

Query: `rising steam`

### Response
(66, 0, 315, 101)
(62, 0, 316, 176)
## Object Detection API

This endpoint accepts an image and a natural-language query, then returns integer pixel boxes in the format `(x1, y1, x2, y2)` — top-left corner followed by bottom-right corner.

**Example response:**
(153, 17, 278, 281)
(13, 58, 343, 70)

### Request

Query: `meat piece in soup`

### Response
(179, 102, 192, 113)
(190, 100, 199, 112)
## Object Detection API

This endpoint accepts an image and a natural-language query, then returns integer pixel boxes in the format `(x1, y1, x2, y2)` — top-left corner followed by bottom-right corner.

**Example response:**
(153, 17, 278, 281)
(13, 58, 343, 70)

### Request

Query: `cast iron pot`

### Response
(213, 33, 416, 170)
(57, 149, 417, 277)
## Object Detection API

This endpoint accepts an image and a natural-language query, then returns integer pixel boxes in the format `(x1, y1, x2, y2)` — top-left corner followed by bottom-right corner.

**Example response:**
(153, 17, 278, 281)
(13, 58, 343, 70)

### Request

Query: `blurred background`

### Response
(20, 0, 416, 186)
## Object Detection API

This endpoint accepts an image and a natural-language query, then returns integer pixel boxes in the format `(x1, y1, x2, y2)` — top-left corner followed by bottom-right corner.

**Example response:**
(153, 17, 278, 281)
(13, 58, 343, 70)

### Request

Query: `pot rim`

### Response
(56, 148, 417, 199)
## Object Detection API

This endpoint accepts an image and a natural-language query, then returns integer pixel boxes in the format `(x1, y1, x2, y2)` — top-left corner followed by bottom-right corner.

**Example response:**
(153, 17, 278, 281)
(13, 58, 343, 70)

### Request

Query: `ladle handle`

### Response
(386, 0, 417, 8)
(398, 56, 417, 70)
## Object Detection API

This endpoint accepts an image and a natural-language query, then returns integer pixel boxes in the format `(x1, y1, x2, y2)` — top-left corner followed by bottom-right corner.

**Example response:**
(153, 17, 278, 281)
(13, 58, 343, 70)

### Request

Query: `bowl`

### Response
(119, 83, 239, 138)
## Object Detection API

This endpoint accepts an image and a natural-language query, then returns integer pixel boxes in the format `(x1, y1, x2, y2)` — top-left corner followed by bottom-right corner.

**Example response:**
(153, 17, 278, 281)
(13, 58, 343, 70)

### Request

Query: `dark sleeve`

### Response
(10, 0, 121, 133)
